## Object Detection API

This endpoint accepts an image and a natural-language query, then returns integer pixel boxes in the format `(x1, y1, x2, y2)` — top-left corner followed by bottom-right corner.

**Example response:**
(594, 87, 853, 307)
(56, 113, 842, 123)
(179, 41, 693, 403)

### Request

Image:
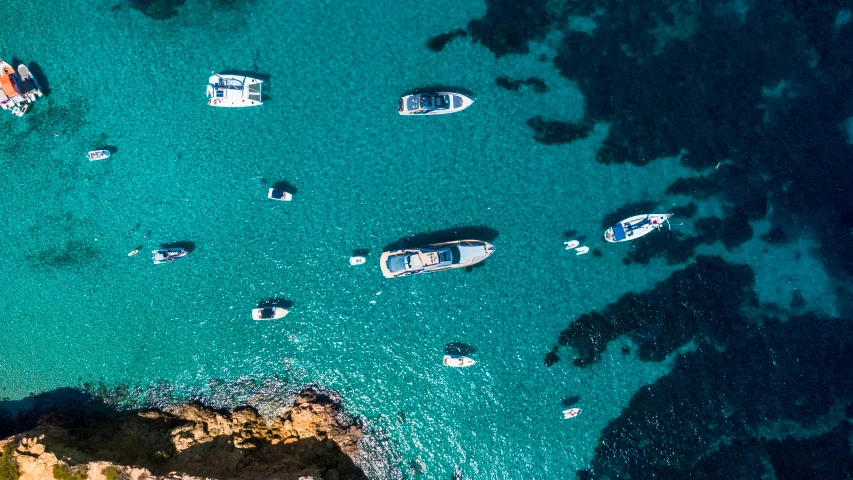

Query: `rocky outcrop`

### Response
(0, 389, 366, 480)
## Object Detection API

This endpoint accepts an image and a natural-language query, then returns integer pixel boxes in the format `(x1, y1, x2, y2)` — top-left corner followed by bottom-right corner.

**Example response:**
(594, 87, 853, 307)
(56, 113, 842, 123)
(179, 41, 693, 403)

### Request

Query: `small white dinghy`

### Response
(575, 246, 590, 255)
(349, 256, 366, 265)
(605, 214, 672, 243)
(562, 408, 582, 419)
(252, 306, 289, 321)
(443, 355, 475, 367)
(88, 150, 110, 161)
(268, 188, 292, 201)
(563, 240, 579, 250)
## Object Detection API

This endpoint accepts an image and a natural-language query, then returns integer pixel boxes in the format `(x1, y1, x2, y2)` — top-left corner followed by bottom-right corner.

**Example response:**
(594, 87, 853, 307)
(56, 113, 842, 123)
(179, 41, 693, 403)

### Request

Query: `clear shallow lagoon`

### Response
(0, 1, 845, 479)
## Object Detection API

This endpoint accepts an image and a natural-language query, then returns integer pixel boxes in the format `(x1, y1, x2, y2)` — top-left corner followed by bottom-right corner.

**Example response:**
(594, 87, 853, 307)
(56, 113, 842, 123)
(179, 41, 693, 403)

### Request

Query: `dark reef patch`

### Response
(622, 227, 714, 266)
(526, 116, 593, 145)
(549, 256, 754, 367)
(467, 0, 553, 57)
(128, 0, 186, 20)
(496, 76, 548, 93)
(719, 207, 753, 250)
(579, 313, 853, 479)
(27, 241, 98, 269)
(426, 29, 468, 52)
(790, 290, 806, 310)
(761, 226, 790, 245)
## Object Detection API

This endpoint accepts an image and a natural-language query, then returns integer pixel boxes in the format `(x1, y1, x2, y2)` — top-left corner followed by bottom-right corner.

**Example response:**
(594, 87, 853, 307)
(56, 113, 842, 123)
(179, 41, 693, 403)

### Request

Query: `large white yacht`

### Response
(379, 240, 495, 278)
(206, 73, 262, 107)
(398, 92, 474, 115)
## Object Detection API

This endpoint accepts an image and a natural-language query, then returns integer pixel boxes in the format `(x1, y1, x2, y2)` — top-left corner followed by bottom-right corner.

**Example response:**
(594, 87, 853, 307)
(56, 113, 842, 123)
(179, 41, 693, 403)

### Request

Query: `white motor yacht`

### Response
(206, 73, 262, 107)
(443, 355, 475, 367)
(252, 306, 289, 320)
(398, 92, 473, 115)
(562, 408, 581, 419)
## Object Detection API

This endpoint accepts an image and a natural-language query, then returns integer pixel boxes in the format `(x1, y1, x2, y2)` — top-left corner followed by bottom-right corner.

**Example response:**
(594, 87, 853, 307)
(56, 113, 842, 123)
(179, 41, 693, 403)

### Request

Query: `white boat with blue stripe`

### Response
(604, 214, 672, 243)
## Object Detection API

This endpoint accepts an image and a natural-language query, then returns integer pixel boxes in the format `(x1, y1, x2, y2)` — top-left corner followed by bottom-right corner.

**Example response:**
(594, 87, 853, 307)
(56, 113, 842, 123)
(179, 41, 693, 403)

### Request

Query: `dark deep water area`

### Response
(429, 0, 853, 477)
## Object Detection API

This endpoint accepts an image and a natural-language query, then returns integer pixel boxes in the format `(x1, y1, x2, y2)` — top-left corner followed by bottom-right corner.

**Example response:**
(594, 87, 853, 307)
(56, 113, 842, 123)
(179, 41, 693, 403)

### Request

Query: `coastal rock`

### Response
(0, 388, 367, 480)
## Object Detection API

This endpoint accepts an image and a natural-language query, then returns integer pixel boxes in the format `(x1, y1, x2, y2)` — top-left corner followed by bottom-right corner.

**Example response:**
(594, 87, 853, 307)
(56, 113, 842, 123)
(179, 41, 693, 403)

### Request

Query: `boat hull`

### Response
(252, 307, 288, 320)
(88, 150, 111, 161)
(267, 188, 292, 201)
(562, 408, 582, 419)
(604, 214, 672, 243)
(398, 92, 474, 115)
(152, 248, 188, 264)
(207, 74, 263, 108)
(379, 240, 495, 278)
(443, 355, 475, 367)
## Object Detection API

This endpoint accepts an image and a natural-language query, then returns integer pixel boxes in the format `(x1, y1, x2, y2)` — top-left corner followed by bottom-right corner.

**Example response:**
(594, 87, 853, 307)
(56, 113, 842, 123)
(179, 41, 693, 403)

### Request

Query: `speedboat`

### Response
(152, 248, 188, 264)
(88, 150, 111, 161)
(349, 256, 366, 265)
(604, 214, 672, 243)
(0, 60, 42, 117)
(443, 355, 475, 367)
(267, 188, 292, 201)
(379, 240, 495, 278)
(398, 92, 474, 115)
(206, 73, 262, 107)
(252, 306, 289, 320)
(562, 408, 581, 419)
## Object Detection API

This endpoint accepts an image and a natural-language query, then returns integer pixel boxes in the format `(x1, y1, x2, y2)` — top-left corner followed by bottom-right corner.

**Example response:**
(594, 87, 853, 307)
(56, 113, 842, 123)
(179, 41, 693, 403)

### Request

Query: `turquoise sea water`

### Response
(0, 1, 840, 478)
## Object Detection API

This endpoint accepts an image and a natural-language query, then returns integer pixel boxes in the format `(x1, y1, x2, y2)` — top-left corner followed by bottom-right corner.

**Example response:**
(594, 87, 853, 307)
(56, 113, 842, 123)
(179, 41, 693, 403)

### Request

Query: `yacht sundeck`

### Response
(443, 355, 475, 367)
(604, 214, 672, 243)
(379, 240, 495, 278)
(398, 92, 473, 115)
(206, 73, 262, 107)
(252, 306, 288, 320)
(152, 248, 188, 264)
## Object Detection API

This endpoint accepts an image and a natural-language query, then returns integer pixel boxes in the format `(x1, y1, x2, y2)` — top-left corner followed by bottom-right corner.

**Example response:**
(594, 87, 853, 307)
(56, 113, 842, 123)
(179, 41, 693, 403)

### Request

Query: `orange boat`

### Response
(0, 61, 19, 98)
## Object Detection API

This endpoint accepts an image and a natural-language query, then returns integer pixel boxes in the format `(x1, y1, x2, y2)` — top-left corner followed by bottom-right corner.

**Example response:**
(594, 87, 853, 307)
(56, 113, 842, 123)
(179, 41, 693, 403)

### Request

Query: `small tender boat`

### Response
(604, 214, 672, 243)
(152, 248, 188, 264)
(88, 150, 111, 161)
(127, 248, 140, 257)
(349, 256, 366, 265)
(398, 92, 474, 115)
(443, 355, 475, 367)
(267, 188, 292, 201)
(575, 246, 590, 255)
(563, 408, 582, 419)
(252, 306, 289, 320)
(380, 240, 496, 278)
(206, 73, 263, 107)
(564, 240, 579, 250)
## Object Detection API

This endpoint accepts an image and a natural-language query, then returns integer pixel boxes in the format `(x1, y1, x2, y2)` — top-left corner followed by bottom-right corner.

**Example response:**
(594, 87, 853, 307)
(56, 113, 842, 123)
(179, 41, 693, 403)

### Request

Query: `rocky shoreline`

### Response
(0, 389, 366, 480)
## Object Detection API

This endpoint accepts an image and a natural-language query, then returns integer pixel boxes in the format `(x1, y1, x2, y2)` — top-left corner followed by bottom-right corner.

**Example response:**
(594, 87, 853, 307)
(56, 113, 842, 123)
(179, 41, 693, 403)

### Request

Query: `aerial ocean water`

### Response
(2, 0, 853, 478)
